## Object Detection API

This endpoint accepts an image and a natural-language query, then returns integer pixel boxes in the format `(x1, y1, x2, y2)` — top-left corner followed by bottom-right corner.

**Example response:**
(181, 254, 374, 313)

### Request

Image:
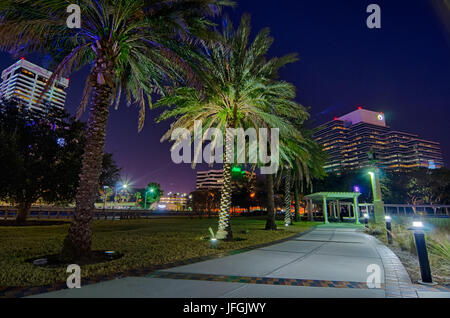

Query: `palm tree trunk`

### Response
(15, 202, 32, 224)
(61, 60, 114, 260)
(216, 129, 234, 241)
(265, 173, 277, 230)
(216, 162, 233, 240)
(284, 171, 292, 225)
(294, 183, 300, 222)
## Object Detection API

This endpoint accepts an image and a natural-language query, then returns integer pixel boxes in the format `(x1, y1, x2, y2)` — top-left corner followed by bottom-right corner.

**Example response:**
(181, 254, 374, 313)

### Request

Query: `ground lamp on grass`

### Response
(408, 221, 436, 285)
(105, 251, 116, 260)
(210, 238, 219, 249)
(209, 227, 219, 249)
(385, 215, 392, 244)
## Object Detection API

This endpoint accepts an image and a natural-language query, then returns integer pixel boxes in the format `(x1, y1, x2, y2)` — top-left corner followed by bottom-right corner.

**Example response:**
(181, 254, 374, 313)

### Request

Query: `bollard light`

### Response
(364, 213, 369, 228)
(408, 222, 436, 285)
(413, 221, 423, 228)
(385, 215, 392, 245)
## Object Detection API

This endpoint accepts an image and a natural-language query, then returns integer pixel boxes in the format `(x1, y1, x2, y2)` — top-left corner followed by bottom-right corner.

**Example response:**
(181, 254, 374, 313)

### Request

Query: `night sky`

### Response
(1, 0, 449, 193)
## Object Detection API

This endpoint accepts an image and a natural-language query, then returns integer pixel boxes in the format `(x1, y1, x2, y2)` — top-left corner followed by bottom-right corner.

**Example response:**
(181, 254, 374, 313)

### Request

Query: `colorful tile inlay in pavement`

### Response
(148, 271, 383, 290)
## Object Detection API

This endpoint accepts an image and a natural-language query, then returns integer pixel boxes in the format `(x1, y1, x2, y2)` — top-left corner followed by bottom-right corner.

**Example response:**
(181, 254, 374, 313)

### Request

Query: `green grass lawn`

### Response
(0, 217, 317, 287)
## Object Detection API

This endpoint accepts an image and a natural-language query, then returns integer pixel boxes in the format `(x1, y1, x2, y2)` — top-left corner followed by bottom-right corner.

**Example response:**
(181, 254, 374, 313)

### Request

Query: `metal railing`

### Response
(0, 206, 195, 220)
(359, 203, 449, 217)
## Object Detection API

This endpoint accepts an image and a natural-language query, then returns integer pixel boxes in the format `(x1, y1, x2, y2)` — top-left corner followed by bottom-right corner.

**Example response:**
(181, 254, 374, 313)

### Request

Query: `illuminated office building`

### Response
(0, 59, 69, 114)
(158, 193, 188, 211)
(196, 169, 256, 191)
(314, 108, 444, 172)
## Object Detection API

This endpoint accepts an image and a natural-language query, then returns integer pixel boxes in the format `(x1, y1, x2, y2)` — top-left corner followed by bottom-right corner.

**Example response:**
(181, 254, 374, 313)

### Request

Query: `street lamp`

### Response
(103, 186, 109, 209)
(408, 221, 436, 285)
(385, 215, 392, 244)
(368, 169, 385, 224)
(114, 183, 128, 209)
(144, 187, 155, 210)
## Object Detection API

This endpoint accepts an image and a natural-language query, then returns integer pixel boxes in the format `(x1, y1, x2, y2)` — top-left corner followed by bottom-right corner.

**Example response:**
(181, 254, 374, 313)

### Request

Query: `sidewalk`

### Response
(30, 224, 448, 298)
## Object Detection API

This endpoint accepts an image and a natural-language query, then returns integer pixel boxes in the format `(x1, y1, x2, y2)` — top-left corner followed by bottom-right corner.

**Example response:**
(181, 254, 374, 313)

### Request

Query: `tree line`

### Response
(0, 101, 121, 222)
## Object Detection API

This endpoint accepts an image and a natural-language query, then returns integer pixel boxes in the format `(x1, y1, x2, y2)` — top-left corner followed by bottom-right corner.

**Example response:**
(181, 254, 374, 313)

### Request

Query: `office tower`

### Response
(0, 59, 69, 114)
(314, 108, 444, 172)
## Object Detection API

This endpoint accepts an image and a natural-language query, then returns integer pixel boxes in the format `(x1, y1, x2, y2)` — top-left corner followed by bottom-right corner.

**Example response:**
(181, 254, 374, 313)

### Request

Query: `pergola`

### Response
(303, 192, 361, 224)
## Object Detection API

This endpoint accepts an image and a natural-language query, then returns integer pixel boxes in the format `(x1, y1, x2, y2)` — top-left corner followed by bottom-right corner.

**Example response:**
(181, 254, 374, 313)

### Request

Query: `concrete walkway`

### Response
(30, 225, 442, 298)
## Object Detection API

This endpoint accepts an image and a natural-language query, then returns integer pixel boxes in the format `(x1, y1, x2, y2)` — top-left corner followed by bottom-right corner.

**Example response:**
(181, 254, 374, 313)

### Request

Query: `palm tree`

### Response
(264, 173, 277, 230)
(278, 128, 327, 225)
(0, 0, 232, 259)
(283, 170, 292, 225)
(156, 15, 303, 240)
(292, 130, 327, 222)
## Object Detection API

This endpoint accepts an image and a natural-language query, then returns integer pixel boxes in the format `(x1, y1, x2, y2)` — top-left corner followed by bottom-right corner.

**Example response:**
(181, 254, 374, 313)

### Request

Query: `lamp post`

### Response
(114, 184, 128, 209)
(144, 187, 154, 210)
(408, 221, 436, 285)
(368, 169, 385, 224)
(114, 185, 119, 209)
(385, 215, 392, 245)
(103, 186, 109, 209)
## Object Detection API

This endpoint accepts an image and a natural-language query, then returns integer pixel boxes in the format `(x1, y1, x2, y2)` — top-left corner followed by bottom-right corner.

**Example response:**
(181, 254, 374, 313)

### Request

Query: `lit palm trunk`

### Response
(216, 129, 233, 241)
(284, 172, 292, 225)
(61, 60, 114, 260)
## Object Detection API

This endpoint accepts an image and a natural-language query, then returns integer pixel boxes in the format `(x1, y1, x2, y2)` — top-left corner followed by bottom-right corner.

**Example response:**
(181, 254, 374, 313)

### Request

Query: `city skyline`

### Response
(0, 0, 448, 193)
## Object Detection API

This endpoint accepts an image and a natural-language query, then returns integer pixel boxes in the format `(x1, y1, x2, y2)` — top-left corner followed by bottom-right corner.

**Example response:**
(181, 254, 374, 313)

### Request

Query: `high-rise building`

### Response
(314, 108, 444, 173)
(196, 170, 224, 190)
(0, 59, 69, 114)
(196, 168, 256, 191)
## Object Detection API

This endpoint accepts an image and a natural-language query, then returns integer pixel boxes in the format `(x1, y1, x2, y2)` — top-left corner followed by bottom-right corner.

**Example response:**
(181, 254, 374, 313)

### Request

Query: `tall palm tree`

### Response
(156, 15, 302, 240)
(278, 128, 327, 225)
(264, 173, 277, 230)
(292, 129, 327, 222)
(283, 170, 292, 225)
(0, 0, 232, 259)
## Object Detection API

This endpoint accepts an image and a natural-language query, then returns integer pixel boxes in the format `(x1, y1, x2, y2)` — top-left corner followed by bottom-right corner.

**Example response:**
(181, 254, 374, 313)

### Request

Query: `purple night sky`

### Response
(1, 0, 449, 193)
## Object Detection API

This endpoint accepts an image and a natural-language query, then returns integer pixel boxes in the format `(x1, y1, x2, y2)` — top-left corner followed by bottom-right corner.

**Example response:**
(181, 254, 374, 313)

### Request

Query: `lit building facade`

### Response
(0, 59, 69, 114)
(158, 193, 188, 211)
(196, 170, 224, 190)
(196, 168, 256, 191)
(314, 108, 444, 173)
